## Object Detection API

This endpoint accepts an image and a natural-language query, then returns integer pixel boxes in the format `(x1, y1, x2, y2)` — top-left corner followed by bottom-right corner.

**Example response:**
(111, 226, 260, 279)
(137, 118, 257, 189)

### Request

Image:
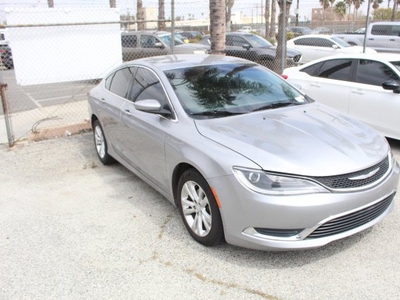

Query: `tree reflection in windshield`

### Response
(165, 63, 303, 116)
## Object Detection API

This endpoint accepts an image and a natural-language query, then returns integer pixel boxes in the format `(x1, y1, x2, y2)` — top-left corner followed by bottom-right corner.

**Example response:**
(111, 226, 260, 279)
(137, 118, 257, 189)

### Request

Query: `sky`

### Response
(0, 0, 376, 24)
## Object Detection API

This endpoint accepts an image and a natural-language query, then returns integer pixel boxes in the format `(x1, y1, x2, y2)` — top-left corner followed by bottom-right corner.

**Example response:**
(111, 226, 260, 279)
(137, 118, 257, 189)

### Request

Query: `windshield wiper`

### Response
(251, 101, 301, 112)
(190, 110, 246, 117)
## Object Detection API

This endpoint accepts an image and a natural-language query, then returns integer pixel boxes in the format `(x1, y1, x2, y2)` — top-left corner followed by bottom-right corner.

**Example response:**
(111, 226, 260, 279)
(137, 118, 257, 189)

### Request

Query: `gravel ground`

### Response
(1, 133, 400, 300)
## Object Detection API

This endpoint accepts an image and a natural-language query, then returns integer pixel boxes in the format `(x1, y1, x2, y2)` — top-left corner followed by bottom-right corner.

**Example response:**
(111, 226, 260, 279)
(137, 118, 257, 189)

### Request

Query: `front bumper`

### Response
(209, 160, 399, 251)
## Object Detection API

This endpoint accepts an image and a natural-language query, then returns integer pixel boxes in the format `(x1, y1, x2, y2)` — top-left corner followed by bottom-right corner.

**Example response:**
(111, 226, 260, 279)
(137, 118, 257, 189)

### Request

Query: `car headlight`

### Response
(233, 167, 329, 195)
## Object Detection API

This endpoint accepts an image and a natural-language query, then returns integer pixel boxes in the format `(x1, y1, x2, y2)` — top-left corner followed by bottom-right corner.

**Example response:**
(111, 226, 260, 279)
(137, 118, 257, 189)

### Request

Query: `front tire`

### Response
(93, 120, 115, 165)
(177, 168, 224, 246)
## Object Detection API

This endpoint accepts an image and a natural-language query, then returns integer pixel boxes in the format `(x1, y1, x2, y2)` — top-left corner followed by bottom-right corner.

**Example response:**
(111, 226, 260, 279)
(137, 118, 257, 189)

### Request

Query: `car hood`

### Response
(194, 103, 388, 176)
(269, 45, 302, 57)
(340, 46, 376, 53)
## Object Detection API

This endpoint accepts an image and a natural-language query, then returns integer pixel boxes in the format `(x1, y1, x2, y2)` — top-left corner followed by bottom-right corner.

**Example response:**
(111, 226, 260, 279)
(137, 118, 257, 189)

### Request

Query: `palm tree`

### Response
(158, 0, 166, 31)
(372, 0, 383, 9)
(109, 0, 116, 8)
(353, 0, 365, 19)
(226, 0, 235, 32)
(319, 0, 330, 20)
(209, 0, 226, 55)
(47, 0, 54, 7)
(265, 0, 271, 39)
(276, 0, 292, 73)
(334, 1, 347, 20)
(137, 0, 145, 31)
(270, 0, 277, 41)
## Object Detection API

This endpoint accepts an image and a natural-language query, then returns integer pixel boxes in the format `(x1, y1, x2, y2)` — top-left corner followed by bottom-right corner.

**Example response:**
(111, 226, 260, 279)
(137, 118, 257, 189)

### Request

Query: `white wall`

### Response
(5, 7, 122, 85)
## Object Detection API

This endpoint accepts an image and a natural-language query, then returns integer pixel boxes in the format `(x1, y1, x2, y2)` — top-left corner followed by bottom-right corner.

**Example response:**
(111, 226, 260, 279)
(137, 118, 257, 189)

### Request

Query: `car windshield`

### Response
(390, 60, 400, 72)
(331, 36, 351, 47)
(157, 33, 184, 46)
(246, 34, 273, 47)
(165, 63, 308, 118)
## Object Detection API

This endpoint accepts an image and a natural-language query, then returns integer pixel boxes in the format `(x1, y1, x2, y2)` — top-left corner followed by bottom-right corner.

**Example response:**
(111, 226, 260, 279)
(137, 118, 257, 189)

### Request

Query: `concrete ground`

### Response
(1, 133, 400, 300)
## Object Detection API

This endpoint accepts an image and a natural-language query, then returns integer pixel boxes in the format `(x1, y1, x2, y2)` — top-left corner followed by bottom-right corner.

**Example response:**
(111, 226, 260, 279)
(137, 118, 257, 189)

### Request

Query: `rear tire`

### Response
(93, 120, 115, 165)
(177, 168, 224, 246)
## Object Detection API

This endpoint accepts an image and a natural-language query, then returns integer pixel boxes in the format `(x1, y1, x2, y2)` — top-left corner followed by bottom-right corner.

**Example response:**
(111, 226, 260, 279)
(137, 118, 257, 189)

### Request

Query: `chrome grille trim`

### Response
(306, 193, 395, 239)
(310, 155, 390, 191)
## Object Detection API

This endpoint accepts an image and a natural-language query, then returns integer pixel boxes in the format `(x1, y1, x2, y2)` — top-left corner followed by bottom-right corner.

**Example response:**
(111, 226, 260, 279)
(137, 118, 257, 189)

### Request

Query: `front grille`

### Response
(311, 156, 389, 190)
(306, 193, 394, 239)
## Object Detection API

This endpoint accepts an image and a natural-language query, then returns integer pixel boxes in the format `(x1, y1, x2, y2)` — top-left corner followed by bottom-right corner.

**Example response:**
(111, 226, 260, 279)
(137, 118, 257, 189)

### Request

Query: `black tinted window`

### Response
(294, 37, 313, 46)
(140, 35, 159, 48)
(121, 35, 137, 48)
(300, 62, 325, 76)
(108, 67, 135, 98)
(371, 25, 390, 36)
(129, 68, 168, 108)
(227, 36, 247, 47)
(314, 38, 334, 48)
(356, 60, 399, 86)
(316, 59, 352, 80)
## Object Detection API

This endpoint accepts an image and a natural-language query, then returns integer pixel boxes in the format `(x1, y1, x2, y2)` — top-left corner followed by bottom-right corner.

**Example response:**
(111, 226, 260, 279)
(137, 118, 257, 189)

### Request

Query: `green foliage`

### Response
(373, 7, 400, 20)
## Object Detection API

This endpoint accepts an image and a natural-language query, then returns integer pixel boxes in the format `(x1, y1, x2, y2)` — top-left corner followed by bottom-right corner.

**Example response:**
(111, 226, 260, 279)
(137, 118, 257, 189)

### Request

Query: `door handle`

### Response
(310, 83, 321, 87)
(351, 89, 364, 95)
(123, 109, 132, 116)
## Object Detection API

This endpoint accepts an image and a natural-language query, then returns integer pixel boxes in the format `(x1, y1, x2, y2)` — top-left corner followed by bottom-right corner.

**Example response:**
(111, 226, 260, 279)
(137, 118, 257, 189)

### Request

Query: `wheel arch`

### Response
(172, 163, 198, 207)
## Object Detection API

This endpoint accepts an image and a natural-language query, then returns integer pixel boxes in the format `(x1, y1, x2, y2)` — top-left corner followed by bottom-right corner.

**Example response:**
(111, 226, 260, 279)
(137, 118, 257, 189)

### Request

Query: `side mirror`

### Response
(134, 99, 172, 116)
(154, 42, 164, 48)
(332, 44, 339, 49)
(242, 43, 251, 50)
(382, 80, 400, 94)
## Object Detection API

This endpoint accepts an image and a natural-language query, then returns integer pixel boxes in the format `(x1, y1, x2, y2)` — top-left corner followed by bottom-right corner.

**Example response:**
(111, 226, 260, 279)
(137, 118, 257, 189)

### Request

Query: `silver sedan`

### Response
(88, 54, 399, 251)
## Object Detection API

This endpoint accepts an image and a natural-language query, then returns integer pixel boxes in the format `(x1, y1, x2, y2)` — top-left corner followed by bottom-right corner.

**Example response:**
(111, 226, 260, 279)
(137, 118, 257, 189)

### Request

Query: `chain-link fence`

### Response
(0, 1, 398, 147)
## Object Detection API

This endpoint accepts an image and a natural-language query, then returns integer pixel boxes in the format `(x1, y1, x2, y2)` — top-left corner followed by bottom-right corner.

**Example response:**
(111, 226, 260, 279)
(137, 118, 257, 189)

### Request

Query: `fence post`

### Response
(0, 81, 14, 148)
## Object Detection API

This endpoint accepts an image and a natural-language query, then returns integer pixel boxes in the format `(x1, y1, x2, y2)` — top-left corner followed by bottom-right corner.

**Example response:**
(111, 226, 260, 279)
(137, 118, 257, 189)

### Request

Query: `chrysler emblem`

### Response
(349, 168, 380, 180)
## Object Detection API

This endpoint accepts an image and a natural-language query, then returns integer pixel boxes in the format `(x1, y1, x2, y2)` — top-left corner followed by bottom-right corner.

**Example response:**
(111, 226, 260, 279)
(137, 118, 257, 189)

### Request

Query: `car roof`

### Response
(299, 52, 400, 66)
(121, 31, 170, 35)
(227, 32, 254, 36)
(120, 54, 257, 71)
(291, 34, 336, 39)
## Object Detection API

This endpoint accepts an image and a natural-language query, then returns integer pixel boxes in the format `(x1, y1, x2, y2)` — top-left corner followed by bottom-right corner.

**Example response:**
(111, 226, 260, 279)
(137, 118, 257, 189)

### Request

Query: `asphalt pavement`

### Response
(1, 133, 400, 300)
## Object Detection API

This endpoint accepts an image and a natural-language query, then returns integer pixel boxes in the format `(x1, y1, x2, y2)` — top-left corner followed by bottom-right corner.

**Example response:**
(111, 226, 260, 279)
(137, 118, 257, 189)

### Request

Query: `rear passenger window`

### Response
(300, 59, 352, 81)
(108, 67, 135, 98)
(371, 25, 390, 36)
(121, 35, 137, 48)
(294, 38, 313, 46)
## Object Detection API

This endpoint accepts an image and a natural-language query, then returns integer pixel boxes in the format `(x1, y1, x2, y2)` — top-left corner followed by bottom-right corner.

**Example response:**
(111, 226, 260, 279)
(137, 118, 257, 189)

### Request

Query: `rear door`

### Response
(288, 58, 354, 113)
(96, 67, 136, 153)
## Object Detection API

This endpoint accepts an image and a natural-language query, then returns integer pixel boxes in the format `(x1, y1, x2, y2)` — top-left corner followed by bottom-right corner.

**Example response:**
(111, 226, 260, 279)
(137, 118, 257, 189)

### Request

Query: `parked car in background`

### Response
(288, 26, 315, 37)
(199, 32, 302, 68)
(0, 44, 13, 69)
(238, 26, 253, 33)
(0, 29, 13, 69)
(333, 21, 400, 53)
(175, 32, 189, 43)
(88, 54, 399, 251)
(121, 31, 208, 61)
(178, 31, 204, 40)
(287, 34, 376, 63)
(313, 26, 331, 34)
(283, 53, 400, 140)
